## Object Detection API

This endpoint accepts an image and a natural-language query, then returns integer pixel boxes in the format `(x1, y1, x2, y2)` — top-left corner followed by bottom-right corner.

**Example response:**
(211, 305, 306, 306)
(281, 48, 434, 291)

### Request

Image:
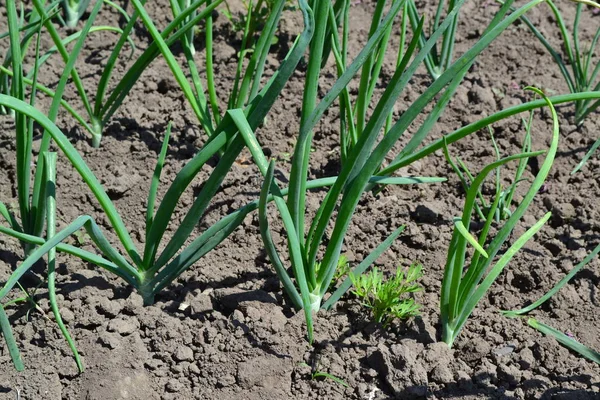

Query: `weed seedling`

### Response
(350, 263, 423, 327)
(298, 361, 349, 388)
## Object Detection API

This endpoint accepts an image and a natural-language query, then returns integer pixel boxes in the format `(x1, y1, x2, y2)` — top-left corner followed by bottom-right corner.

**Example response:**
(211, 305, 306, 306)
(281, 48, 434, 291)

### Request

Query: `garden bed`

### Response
(0, 0, 599, 398)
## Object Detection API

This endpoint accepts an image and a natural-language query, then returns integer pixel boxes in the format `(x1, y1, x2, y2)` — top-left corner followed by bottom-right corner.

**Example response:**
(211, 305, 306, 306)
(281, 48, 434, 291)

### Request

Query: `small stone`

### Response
(544, 198, 577, 222)
(173, 345, 194, 362)
(493, 344, 515, 356)
(192, 294, 213, 314)
(231, 309, 244, 323)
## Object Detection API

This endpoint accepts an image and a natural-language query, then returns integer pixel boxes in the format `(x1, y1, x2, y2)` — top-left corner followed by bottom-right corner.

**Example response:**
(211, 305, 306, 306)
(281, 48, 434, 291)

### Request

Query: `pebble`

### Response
(543, 198, 577, 222)
(192, 294, 213, 314)
(493, 344, 515, 356)
(555, 202, 577, 221)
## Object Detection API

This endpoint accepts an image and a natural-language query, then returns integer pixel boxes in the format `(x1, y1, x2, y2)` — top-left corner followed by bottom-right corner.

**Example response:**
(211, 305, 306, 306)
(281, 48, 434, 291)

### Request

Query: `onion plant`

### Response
(154, 0, 297, 143)
(1, 0, 103, 256)
(440, 88, 558, 347)
(406, 0, 461, 80)
(0, 0, 314, 309)
(0, 0, 136, 145)
(58, 0, 132, 27)
(0, 0, 104, 371)
(60, 0, 92, 27)
(327, 0, 410, 163)
(0, 152, 83, 371)
(515, 0, 600, 171)
(0, 3, 80, 116)
(0, 2, 43, 116)
(518, 0, 600, 126)
(527, 318, 600, 364)
(232, 113, 438, 343)
(0, 0, 315, 371)
(67, 0, 279, 147)
(15, 0, 221, 147)
(326, 0, 524, 166)
(169, 0, 198, 55)
(221, 0, 553, 343)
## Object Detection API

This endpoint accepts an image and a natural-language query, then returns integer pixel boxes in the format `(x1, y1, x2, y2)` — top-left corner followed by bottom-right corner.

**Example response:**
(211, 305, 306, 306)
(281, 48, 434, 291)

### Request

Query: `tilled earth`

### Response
(0, 0, 599, 398)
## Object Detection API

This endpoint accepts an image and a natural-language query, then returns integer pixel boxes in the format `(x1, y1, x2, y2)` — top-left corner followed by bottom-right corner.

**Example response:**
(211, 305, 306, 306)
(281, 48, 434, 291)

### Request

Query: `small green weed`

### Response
(298, 362, 349, 387)
(350, 263, 423, 327)
(72, 230, 90, 246)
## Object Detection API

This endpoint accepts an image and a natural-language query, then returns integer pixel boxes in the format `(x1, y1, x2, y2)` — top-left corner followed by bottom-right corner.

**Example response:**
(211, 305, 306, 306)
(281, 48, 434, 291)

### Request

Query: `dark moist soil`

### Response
(1, 0, 600, 399)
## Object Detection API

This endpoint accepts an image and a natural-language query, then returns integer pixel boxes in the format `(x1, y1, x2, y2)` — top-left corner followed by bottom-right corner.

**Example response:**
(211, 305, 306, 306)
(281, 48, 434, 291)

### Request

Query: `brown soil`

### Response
(1, 0, 600, 399)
